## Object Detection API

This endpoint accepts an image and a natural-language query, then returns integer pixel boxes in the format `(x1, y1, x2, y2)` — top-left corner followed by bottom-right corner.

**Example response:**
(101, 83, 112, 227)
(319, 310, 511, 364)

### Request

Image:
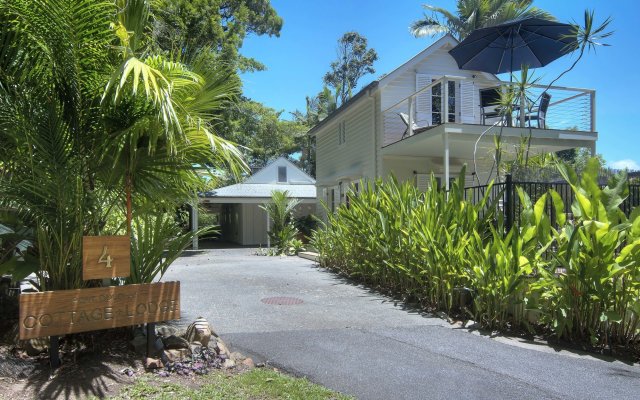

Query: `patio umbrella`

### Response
(448, 18, 577, 75)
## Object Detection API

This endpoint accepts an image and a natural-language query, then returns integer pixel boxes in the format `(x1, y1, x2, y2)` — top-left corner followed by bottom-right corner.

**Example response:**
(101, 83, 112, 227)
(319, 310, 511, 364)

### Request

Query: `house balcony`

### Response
(382, 75, 596, 146)
(380, 75, 597, 189)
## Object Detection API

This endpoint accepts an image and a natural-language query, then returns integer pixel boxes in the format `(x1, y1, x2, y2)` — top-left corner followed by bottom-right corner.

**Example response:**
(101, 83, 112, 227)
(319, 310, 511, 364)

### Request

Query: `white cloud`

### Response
(609, 159, 640, 171)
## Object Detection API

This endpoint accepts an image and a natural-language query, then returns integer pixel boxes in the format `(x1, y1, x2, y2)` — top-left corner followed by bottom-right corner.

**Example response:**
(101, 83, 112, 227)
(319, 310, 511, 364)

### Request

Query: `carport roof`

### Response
(201, 183, 316, 202)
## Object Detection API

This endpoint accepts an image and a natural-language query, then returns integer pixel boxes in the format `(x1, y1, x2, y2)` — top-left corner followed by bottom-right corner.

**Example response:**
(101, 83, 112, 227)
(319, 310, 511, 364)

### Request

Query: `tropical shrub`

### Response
(313, 168, 497, 310)
(313, 160, 640, 349)
(261, 190, 301, 255)
(127, 210, 214, 284)
(532, 160, 640, 345)
(0, 0, 246, 290)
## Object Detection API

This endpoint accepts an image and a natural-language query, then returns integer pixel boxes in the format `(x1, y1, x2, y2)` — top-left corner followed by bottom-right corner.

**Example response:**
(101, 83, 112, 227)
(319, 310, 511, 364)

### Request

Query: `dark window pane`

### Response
(278, 166, 287, 182)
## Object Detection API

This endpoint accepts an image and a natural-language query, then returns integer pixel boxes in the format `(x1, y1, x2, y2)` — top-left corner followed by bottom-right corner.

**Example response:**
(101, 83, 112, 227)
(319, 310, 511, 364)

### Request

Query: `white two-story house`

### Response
(309, 34, 597, 216)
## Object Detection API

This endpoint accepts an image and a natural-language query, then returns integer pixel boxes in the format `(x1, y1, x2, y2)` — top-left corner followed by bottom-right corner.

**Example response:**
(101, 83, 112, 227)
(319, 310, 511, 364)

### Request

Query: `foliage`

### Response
(0, 211, 39, 282)
(291, 86, 339, 176)
(260, 190, 301, 255)
(533, 160, 640, 345)
(150, 0, 282, 72)
(323, 32, 378, 106)
(0, 0, 246, 290)
(127, 210, 214, 284)
(313, 160, 640, 348)
(411, 0, 554, 40)
(295, 214, 317, 240)
(313, 168, 497, 310)
(222, 99, 306, 168)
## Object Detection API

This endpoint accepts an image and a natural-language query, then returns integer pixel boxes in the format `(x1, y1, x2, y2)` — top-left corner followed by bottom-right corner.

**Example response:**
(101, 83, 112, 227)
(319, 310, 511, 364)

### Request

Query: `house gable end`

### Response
(244, 157, 315, 184)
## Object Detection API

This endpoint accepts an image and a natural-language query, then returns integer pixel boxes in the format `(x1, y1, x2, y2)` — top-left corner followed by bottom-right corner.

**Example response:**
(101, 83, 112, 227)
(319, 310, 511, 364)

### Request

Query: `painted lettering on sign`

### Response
(19, 282, 180, 340)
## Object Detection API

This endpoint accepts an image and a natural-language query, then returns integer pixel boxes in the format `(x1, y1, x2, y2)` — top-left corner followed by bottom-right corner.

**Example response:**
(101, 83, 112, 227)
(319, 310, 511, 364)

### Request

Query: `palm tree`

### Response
(410, 0, 554, 40)
(0, 0, 247, 290)
(260, 190, 300, 252)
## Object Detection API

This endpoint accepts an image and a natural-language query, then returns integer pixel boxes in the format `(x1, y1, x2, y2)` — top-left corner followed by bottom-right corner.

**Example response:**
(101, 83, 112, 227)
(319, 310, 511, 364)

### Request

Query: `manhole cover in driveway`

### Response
(261, 296, 304, 305)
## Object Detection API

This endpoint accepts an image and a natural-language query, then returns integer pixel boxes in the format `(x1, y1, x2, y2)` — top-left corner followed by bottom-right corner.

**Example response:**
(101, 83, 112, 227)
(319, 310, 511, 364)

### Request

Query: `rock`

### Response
(230, 351, 244, 362)
(144, 357, 163, 369)
(162, 335, 190, 350)
(24, 337, 49, 356)
(151, 337, 165, 358)
(241, 358, 255, 369)
(156, 325, 177, 338)
(222, 358, 235, 369)
(163, 348, 191, 363)
(130, 336, 147, 355)
(214, 339, 230, 358)
(7, 322, 48, 356)
(0, 357, 37, 379)
(189, 341, 202, 354)
(184, 317, 214, 347)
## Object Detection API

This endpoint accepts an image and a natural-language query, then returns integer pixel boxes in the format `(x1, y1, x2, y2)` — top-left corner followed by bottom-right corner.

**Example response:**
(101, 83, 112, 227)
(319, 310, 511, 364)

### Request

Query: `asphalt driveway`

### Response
(163, 248, 640, 400)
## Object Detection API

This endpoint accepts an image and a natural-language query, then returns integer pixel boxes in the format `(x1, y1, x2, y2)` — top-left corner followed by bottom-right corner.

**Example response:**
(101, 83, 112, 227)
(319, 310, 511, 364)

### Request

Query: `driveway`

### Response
(164, 249, 640, 400)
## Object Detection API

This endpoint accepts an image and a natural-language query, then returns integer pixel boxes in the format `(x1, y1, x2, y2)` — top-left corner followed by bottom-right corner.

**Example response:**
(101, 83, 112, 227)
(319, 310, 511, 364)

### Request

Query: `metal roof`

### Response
(201, 183, 316, 200)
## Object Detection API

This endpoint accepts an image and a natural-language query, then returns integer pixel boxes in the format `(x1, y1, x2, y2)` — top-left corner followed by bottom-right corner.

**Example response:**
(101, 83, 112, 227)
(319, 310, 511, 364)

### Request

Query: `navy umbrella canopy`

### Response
(448, 18, 577, 75)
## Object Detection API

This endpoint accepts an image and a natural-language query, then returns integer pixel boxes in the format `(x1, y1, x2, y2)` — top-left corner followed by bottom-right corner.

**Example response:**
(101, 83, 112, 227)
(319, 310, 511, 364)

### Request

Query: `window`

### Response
(330, 188, 336, 212)
(277, 166, 287, 183)
(337, 121, 346, 145)
(431, 80, 456, 124)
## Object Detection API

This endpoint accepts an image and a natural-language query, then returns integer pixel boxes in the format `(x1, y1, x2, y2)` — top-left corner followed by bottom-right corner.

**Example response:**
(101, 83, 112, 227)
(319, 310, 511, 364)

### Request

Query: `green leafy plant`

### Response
(312, 159, 640, 349)
(127, 210, 214, 284)
(532, 159, 640, 345)
(0, 0, 246, 290)
(261, 190, 301, 255)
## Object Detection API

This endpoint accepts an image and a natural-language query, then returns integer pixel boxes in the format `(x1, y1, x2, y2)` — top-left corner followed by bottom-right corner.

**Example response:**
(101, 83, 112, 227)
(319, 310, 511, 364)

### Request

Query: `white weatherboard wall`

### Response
(380, 38, 499, 146)
(315, 97, 377, 217)
(242, 204, 268, 246)
(210, 157, 316, 245)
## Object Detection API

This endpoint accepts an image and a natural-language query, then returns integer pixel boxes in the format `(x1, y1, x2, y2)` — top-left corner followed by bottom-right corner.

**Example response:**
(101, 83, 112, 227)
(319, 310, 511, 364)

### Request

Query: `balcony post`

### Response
(408, 96, 414, 137)
(443, 131, 450, 192)
(519, 90, 526, 128)
(443, 77, 449, 123)
(590, 91, 596, 132)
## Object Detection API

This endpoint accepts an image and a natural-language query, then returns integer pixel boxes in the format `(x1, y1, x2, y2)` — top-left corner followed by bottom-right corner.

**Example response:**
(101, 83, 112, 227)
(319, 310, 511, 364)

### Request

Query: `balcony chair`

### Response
(479, 87, 503, 125)
(398, 113, 430, 138)
(524, 92, 551, 129)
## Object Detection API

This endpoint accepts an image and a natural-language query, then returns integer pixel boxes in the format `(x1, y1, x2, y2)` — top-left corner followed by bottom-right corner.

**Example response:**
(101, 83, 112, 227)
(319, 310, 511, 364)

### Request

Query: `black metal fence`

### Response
(465, 175, 640, 231)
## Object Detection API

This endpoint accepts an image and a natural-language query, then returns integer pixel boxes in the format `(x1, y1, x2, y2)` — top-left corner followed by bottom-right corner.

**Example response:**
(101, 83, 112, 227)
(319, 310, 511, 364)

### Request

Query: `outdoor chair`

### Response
(479, 87, 504, 125)
(398, 112, 430, 138)
(524, 92, 551, 129)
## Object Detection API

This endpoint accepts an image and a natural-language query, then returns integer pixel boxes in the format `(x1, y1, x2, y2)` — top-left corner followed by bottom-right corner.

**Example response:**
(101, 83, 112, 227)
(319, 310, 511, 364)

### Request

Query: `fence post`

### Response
(505, 174, 514, 233)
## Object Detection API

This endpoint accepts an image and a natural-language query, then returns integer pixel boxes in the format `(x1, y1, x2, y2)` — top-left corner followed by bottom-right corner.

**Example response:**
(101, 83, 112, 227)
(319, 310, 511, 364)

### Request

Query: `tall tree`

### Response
(323, 32, 378, 106)
(411, 0, 554, 40)
(290, 86, 338, 177)
(151, 0, 283, 71)
(0, 0, 245, 289)
(223, 99, 305, 168)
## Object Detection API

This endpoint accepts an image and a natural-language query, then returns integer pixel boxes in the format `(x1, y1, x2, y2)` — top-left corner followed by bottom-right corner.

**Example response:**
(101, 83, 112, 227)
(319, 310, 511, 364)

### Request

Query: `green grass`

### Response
(114, 369, 352, 400)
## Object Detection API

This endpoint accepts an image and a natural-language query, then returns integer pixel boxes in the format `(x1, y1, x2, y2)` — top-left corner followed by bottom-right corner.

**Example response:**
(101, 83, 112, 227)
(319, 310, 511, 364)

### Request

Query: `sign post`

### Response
(19, 233, 181, 369)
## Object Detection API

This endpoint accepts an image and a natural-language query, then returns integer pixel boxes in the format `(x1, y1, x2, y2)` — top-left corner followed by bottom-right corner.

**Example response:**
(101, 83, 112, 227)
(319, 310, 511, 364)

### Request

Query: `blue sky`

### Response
(240, 0, 640, 169)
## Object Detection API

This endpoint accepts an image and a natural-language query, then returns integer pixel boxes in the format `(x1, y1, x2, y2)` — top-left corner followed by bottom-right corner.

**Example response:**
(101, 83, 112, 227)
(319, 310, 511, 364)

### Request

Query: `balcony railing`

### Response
(382, 75, 595, 146)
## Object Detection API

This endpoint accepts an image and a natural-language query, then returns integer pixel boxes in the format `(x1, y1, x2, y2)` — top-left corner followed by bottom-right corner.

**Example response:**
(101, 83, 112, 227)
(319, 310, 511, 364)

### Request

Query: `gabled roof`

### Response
(203, 183, 316, 199)
(307, 81, 378, 136)
(201, 157, 316, 201)
(245, 157, 315, 184)
(308, 34, 497, 136)
(377, 34, 461, 88)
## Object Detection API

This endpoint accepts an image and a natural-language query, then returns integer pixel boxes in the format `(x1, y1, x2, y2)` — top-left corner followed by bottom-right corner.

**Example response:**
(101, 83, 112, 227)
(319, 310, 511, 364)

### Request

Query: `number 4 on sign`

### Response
(98, 245, 113, 268)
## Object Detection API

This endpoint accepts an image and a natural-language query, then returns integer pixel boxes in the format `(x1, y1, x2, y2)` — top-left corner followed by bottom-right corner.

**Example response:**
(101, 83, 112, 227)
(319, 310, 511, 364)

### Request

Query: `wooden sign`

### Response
(82, 236, 130, 280)
(19, 282, 180, 340)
